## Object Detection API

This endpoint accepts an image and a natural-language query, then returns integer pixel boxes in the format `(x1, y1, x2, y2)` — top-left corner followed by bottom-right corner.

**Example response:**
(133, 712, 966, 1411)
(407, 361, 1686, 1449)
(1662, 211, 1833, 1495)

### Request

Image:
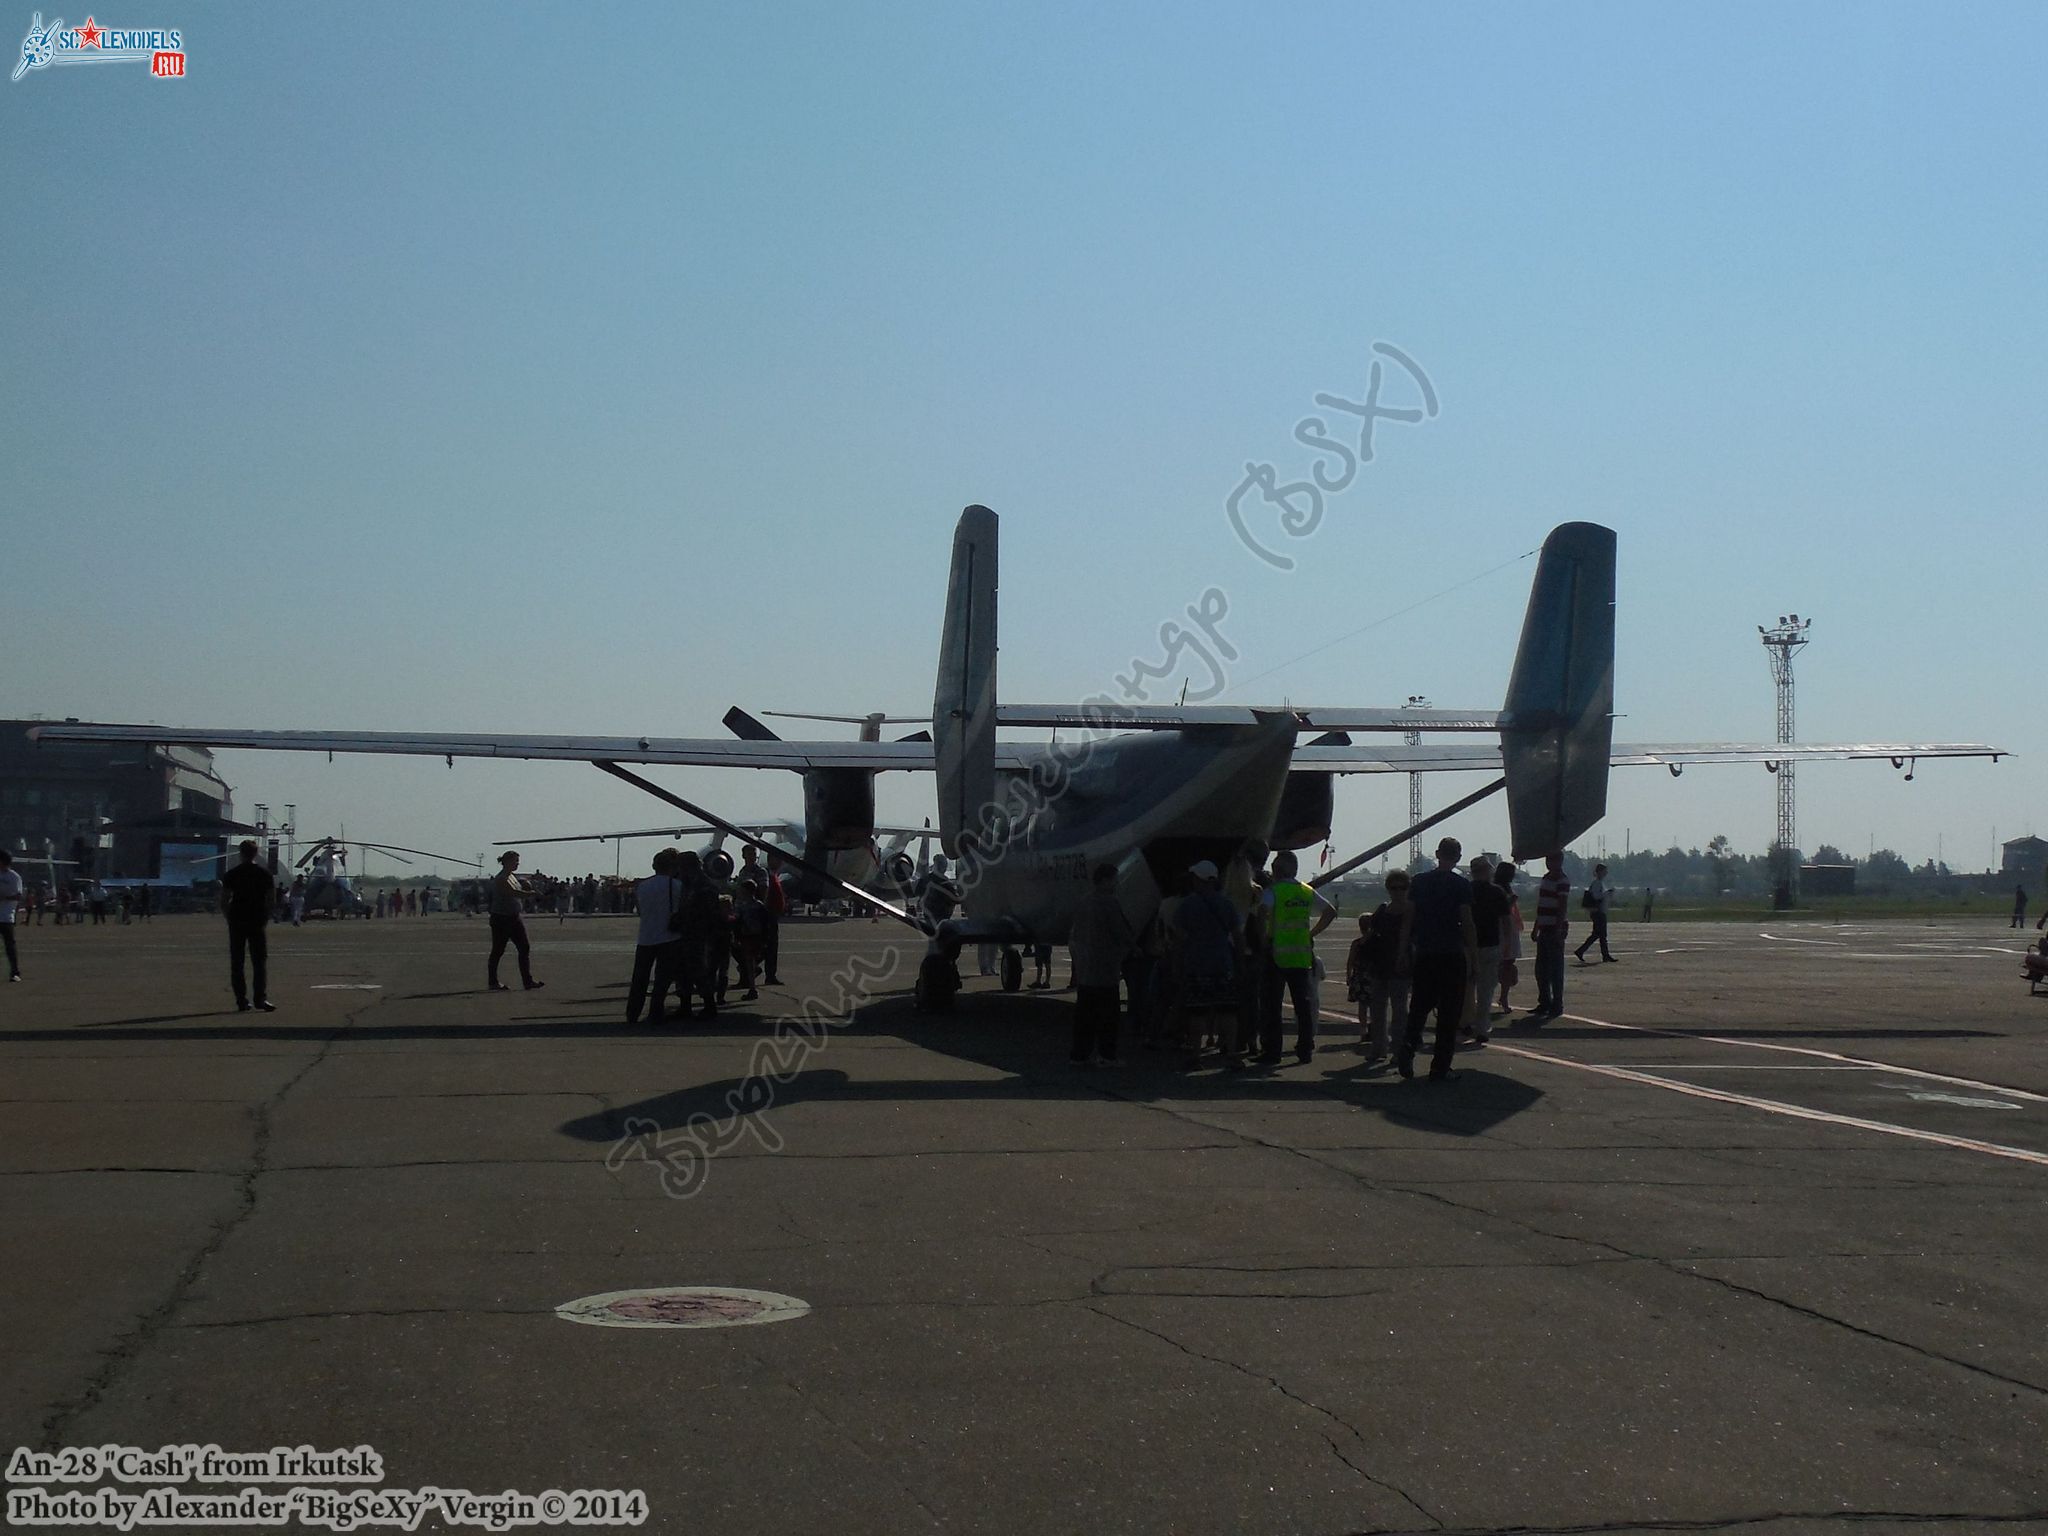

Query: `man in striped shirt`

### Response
(1530, 852, 1570, 1020)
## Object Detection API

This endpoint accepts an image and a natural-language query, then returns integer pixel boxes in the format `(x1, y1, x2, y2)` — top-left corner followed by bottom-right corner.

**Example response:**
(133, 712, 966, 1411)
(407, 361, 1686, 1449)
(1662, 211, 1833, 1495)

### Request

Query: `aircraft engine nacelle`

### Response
(1267, 772, 1334, 851)
(701, 847, 735, 881)
(880, 850, 915, 886)
(804, 768, 877, 851)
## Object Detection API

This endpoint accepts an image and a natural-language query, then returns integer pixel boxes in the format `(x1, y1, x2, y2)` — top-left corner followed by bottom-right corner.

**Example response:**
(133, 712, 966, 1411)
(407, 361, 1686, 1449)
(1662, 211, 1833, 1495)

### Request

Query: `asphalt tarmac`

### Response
(3, 911, 2045, 1535)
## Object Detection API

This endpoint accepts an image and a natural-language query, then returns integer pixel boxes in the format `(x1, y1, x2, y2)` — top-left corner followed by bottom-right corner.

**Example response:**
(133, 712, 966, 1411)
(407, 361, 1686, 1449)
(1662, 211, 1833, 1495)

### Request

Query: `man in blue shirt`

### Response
(1401, 836, 1477, 1081)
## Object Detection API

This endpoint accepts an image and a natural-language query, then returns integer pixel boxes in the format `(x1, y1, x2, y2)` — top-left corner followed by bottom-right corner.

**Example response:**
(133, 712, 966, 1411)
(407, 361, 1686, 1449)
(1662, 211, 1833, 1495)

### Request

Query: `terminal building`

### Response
(0, 719, 246, 882)
(2001, 836, 2048, 890)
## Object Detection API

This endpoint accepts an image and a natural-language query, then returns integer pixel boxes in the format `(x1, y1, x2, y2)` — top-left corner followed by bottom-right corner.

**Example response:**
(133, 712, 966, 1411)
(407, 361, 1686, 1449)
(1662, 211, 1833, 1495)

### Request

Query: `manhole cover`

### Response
(555, 1286, 810, 1330)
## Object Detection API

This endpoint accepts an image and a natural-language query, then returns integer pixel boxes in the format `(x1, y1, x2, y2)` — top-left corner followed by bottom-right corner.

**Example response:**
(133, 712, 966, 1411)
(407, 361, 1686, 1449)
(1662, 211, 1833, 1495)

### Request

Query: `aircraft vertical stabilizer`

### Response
(932, 505, 999, 858)
(1500, 522, 1615, 859)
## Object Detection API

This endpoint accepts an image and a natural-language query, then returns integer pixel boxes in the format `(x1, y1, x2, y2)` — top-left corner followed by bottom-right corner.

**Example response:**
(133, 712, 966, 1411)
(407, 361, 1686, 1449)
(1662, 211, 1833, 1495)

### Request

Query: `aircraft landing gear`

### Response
(913, 951, 960, 1012)
(1000, 948, 1023, 993)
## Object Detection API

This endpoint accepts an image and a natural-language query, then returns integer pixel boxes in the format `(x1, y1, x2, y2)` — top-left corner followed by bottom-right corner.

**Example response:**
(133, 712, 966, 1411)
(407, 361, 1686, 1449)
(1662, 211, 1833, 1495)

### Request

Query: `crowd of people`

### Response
(363, 887, 437, 919)
(615, 845, 788, 1021)
(1, 828, 1617, 1074)
(0, 867, 156, 931)
(460, 844, 794, 1014)
(479, 872, 638, 919)
(1019, 839, 1603, 1083)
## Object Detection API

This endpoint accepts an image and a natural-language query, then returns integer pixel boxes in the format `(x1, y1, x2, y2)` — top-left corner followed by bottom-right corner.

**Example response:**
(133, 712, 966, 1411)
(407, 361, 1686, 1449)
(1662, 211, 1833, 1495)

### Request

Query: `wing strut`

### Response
(1308, 777, 1507, 891)
(589, 762, 920, 928)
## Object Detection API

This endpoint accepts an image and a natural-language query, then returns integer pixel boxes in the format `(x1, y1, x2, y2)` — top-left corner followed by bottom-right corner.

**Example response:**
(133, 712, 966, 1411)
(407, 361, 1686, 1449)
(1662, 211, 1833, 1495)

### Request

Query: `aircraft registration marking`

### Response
(1027, 852, 1091, 883)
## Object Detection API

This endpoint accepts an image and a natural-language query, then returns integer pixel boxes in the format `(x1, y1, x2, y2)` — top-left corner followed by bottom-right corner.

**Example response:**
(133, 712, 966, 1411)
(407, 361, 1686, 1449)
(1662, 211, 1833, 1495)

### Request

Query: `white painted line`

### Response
(1602, 1062, 1881, 1071)
(310, 983, 383, 991)
(1489, 1044, 2048, 1168)
(1758, 932, 1844, 946)
(1557, 1009, 2048, 1103)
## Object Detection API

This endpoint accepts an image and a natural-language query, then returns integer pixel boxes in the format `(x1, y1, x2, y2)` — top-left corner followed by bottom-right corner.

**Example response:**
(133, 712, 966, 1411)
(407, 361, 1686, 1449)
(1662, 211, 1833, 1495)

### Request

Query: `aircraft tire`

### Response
(914, 953, 959, 1013)
(1000, 948, 1023, 993)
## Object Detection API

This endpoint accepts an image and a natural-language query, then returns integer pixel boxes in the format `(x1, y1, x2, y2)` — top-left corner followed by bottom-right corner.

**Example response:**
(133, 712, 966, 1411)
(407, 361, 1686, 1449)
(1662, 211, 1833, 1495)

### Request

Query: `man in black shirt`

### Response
(1401, 836, 1476, 1082)
(220, 840, 277, 1013)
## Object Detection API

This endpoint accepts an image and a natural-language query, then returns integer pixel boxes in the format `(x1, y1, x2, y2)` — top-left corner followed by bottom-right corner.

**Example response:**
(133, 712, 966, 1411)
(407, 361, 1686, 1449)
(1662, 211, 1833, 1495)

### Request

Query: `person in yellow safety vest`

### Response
(1256, 848, 1339, 1066)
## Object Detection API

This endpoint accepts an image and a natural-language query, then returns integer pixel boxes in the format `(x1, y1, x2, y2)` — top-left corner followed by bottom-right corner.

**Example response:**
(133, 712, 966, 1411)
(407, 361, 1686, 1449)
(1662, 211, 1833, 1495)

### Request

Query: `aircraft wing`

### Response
(25, 722, 957, 771)
(1286, 741, 2005, 774)
(998, 704, 1501, 732)
(27, 722, 2004, 777)
(494, 820, 932, 849)
(491, 821, 802, 847)
(1606, 742, 2005, 768)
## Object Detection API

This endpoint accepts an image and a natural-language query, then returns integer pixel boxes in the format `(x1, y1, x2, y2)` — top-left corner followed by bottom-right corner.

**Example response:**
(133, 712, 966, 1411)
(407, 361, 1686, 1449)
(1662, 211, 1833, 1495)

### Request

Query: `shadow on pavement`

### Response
(557, 990, 1543, 1144)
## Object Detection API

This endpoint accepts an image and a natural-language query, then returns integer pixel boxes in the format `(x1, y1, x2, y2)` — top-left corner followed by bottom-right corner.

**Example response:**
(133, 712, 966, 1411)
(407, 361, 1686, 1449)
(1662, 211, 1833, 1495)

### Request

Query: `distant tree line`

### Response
(1324, 836, 1974, 903)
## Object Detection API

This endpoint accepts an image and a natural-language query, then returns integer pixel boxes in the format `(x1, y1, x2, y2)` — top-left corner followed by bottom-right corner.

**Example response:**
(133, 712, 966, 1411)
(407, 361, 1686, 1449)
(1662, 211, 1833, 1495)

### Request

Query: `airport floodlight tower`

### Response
(1758, 614, 1811, 896)
(1402, 695, 1430, 866)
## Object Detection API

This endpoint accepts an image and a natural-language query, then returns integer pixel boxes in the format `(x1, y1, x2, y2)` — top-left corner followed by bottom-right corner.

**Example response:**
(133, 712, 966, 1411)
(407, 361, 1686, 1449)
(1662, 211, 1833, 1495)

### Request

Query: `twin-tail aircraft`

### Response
(30, 510, 2002, 1007)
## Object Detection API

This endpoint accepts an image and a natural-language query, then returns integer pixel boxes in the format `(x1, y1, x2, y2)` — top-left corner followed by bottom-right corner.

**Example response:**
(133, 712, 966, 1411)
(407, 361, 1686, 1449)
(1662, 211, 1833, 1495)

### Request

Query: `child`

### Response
(1495, 862, 1524, 1015)
(708, 893, 735, 1004)
(1344, 913, 1371, 1008)
(1355, 870, 1413, 1062)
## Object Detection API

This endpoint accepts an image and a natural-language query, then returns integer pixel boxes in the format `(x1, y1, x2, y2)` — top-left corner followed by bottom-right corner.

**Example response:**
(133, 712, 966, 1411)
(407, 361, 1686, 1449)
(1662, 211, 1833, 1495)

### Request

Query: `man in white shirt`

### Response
(0, 851, 23, 980)
(627, 849, 685, 1025)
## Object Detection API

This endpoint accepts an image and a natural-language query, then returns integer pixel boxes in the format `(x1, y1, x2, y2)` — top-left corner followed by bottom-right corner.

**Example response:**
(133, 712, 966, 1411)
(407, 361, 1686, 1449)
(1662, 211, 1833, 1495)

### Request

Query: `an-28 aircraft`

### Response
(30, 509, 2002, 1008)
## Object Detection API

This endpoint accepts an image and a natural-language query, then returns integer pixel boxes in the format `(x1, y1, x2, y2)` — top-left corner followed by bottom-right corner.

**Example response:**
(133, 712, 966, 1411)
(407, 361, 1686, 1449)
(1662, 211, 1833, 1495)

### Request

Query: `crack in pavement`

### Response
(0, 1165, 235, 1177)
(772, 1370, 946, 1532)
(35, 993, 374, 1448)
(1088, 1300, 1443, 1529)
(1373, 1180, 2048, 1401)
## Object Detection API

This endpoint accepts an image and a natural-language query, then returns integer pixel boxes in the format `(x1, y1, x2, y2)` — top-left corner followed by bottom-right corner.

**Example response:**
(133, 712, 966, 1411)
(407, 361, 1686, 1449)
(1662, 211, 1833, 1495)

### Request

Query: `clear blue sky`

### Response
(3, 1, 2039, 875)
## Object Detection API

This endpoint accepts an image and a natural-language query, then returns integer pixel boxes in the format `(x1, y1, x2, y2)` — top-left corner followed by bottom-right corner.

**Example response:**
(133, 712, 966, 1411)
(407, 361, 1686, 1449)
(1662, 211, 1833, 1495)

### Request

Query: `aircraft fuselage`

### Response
(949, 720, 1296, 944)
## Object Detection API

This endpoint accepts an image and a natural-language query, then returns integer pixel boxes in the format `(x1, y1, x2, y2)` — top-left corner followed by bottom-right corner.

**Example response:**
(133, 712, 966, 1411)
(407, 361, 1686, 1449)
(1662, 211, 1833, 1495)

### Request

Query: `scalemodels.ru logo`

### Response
(13, 12, 184, 81)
